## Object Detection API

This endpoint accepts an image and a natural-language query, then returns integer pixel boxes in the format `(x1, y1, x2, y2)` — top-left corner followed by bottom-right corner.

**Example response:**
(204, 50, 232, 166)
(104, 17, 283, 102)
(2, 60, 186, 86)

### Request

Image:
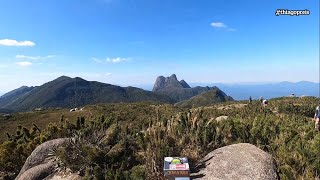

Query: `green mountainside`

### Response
(175, 88, 234, 108)
(0, 75, 233, 112)
(0, 76, 173, 112)
(0, 86, 35, 109)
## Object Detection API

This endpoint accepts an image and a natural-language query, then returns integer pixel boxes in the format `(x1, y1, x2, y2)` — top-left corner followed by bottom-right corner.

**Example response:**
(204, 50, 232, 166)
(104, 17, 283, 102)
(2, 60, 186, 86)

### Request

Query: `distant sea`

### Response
(189, 82, 320, 100)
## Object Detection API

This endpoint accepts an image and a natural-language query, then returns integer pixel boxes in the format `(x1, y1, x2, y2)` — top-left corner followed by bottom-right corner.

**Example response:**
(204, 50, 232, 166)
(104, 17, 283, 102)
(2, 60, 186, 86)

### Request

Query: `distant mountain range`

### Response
(143, 81, 320, 100)
(139, 81, 319, 100)
(0, 76, 173, 112)
(0, 75, 233, 112)
(1, 75, 318, 113)
(188, 81, 320, 100)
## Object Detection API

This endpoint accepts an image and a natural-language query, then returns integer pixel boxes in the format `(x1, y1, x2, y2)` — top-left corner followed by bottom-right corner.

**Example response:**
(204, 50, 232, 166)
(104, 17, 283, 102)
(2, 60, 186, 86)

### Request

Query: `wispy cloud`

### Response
(92, 57, 103, 64)
(16, 54, 55, 60)
(16, 61, 32, 67)
(0, 39, 35, 47)
(210, 22, 236, 31)
(110, 57, 129, 63)
(210, 22, 227, 28)
(92, 57, 131, 64)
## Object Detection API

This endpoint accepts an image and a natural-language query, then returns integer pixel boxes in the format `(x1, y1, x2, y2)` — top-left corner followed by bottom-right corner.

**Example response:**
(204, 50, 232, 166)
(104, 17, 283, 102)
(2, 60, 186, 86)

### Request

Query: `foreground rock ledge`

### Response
(192, 143, 279, 180)
(16, 138, 74, 180)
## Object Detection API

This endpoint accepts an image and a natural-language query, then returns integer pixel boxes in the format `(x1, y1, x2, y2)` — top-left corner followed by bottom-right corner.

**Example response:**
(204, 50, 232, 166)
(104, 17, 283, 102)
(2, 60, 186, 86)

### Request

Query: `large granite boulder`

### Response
(192, 143, 279, 180)
(16, 138, 72, 180)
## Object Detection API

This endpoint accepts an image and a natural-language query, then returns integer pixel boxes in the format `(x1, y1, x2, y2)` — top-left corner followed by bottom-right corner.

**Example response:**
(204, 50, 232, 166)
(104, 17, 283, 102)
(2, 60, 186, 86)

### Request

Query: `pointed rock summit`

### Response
(168, 74, 178, 81)
(152, 74, 190, 92)
(152, 74, 233, 103)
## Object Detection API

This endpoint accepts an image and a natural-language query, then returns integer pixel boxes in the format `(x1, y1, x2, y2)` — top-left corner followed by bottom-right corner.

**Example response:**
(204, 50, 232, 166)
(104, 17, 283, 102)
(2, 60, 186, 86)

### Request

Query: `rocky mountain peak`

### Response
(180, 80, 191, 88)
(152, 76, 166, 92)
(152, 74, 191, 92)
(169, 74, 177, 80)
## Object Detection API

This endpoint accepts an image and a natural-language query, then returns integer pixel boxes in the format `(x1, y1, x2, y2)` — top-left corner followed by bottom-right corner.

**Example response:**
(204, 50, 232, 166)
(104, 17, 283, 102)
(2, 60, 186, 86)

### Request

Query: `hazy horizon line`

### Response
(0, 77, 319, 95)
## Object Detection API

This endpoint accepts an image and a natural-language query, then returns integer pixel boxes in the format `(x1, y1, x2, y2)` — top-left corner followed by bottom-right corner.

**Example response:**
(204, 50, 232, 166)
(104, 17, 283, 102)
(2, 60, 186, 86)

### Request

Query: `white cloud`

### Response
(16, 54, 55, 60)
(92, 57, 131, 64)
(107, 57, 129, 63)
(210, 22, 227, 28)
(105, 73, 112, 76)
(92, 57, 103, 64)
(16, 61, 32, 67)
(210, 22, 236, 31)
(0, 39, 35, 46)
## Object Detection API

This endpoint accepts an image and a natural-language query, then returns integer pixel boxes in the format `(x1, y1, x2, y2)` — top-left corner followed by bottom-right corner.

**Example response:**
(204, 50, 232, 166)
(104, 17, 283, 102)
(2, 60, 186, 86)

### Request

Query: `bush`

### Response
(1, 98, 320, 179)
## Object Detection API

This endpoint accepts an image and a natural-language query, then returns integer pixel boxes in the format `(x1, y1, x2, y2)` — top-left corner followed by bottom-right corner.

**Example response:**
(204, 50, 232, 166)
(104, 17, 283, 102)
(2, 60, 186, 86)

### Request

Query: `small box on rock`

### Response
(163, 157, 190, 180)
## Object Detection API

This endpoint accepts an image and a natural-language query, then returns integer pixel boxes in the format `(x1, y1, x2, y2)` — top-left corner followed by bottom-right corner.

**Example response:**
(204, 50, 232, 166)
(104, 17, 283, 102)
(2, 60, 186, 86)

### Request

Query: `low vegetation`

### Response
(0, 97, 319, 179)
(175, 88, 233, 108)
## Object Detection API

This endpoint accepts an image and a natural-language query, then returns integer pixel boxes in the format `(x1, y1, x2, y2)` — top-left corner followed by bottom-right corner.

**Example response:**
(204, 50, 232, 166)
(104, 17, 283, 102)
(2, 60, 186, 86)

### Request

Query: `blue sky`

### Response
(0, 0, 319, 93)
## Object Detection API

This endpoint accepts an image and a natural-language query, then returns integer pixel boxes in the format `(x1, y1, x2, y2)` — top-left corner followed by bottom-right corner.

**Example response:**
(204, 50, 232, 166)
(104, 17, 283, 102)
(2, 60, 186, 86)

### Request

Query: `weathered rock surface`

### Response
(180, 80, 191, 88)
(192, 143, 279, 180)
(152, 76, 166, 92)
(152, 74, 185, 92)
(16, 138, 72, 180)
(44, 170, 81, 180)
(17, 160, 56, 180)
(215, 115, 229, 122)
